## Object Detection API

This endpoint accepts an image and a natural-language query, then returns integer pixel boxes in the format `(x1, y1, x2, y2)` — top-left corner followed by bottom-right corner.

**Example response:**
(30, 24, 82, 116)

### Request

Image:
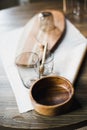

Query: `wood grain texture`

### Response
(0, 1, 87, 129)
(30, 76, 74, 116)
(15, 9, 65, 65)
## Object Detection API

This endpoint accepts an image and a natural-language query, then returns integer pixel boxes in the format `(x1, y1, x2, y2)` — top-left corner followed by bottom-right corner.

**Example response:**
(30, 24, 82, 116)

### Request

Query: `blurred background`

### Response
(0, 0, 59, 10)
(0, 0, 19, 10)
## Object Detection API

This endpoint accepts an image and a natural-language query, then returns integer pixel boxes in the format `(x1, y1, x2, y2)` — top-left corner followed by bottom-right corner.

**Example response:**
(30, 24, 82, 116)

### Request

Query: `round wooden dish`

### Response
(30, 76, 74, 116)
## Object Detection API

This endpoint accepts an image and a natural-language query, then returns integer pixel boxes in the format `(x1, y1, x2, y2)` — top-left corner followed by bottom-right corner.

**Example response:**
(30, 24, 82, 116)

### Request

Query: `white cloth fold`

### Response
(0, 20, 87, 113)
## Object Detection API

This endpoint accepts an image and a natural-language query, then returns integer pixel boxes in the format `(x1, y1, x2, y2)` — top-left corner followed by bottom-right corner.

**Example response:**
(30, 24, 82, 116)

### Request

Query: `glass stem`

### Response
(63, 0, 67, 14)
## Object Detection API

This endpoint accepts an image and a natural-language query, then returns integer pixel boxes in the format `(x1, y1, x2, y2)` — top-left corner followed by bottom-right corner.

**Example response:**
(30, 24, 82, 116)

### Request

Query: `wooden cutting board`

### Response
(15, 9, 65, 65)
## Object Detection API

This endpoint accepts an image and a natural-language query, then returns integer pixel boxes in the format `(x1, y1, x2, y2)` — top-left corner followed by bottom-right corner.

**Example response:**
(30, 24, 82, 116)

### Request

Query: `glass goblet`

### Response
(16, 52, 39, 89)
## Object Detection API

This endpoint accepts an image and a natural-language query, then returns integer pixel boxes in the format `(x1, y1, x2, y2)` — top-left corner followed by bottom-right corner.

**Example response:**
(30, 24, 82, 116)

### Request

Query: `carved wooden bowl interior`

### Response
(30, 76, 74, 116)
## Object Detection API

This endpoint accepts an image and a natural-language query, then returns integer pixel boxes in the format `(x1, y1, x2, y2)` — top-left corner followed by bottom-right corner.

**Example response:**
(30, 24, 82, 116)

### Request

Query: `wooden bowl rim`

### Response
(30, 75, 74, 108)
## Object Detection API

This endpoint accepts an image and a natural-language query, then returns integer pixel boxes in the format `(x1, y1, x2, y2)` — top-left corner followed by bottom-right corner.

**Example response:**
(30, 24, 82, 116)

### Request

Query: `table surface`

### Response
(0, 1, 87, 130)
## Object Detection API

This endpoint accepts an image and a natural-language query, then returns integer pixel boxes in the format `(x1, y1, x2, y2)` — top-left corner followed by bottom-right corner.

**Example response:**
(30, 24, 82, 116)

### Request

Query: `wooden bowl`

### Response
(29, 76, 74, 116)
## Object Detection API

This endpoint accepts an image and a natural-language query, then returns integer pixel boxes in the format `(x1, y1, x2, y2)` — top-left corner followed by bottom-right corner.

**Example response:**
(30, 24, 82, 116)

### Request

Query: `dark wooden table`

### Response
(0, 1, 87, 130)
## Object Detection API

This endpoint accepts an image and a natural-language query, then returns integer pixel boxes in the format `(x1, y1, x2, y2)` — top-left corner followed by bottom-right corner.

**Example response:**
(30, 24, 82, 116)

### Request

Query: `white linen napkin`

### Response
(0, 20, 87, 113)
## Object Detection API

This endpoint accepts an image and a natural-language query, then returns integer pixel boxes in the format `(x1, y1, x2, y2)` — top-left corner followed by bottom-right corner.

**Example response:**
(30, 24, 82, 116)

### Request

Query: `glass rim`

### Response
(43, 52, 54, 64)
(15, 51, 39, 67)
